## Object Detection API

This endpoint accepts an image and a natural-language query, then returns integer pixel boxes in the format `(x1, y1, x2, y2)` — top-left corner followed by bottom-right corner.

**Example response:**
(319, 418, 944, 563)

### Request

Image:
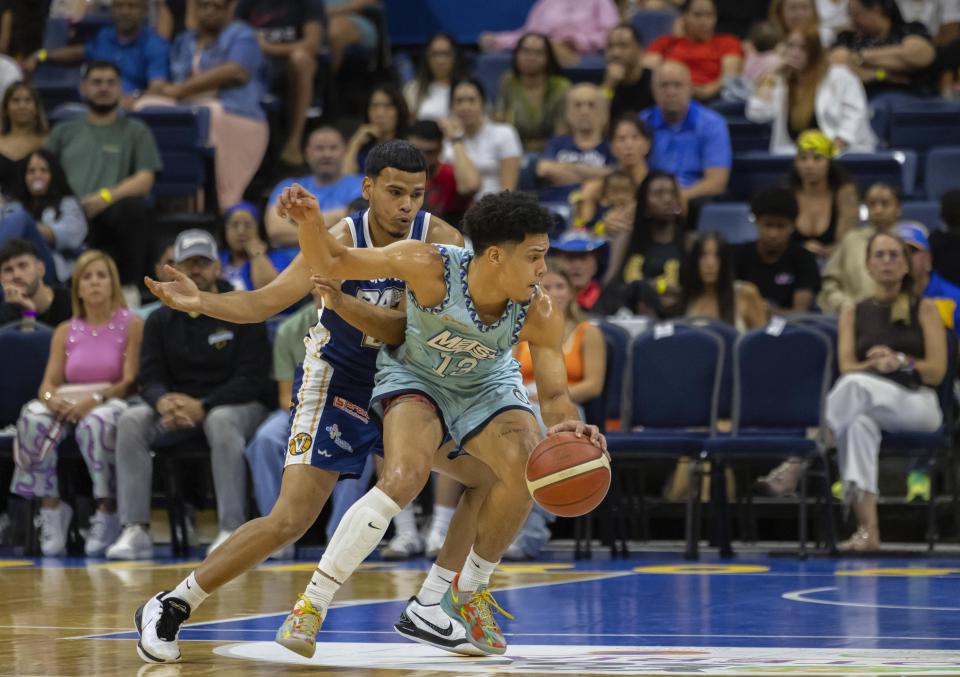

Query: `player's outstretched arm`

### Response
(145, 254, 314, 324)
(280, 183, 445, 303)
(522, 292, 607, 450)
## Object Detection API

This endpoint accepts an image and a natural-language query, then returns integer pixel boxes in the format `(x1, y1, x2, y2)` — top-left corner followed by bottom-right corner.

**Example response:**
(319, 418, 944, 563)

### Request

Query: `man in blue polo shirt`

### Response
(26, 0, 168, 104)
(640, 60, 731, 203)
(265, 125, 364, 248)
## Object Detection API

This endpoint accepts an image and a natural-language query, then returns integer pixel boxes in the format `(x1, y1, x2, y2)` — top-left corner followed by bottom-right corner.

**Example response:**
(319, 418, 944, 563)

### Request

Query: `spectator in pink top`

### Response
(10, 250, 144, 557)
(479, 0, 621, 66)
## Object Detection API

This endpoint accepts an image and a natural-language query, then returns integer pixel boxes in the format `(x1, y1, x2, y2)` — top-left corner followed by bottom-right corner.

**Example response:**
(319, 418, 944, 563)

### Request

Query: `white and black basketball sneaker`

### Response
(134, 592, 190, 663)
(394, 595, 486, 656)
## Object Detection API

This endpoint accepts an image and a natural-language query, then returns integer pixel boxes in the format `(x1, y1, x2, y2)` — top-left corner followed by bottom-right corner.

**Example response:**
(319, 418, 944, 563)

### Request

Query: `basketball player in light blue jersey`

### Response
(133, 142, 498, 664)
(278, 186, 607, 656)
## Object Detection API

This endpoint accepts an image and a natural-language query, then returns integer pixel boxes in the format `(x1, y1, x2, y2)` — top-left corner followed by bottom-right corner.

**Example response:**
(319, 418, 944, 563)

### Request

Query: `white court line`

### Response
(67, 569, 634, 640)
(783, 586, 960, 611)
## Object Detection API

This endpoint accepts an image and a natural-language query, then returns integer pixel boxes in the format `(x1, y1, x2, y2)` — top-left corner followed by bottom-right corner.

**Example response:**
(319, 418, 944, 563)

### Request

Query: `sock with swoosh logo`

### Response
(458, 547, 498, 593)
(163, 571, 208, 610)
(305, 487, 401, 612)
(418, 563, 457, 605)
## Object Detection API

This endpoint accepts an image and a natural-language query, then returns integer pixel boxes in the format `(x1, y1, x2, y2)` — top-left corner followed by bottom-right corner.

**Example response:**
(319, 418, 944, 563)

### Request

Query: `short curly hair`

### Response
(463, 191, 554, 255)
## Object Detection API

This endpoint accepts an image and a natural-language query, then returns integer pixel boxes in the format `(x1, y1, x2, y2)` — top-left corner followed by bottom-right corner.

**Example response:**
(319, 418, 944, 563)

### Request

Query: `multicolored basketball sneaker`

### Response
(439, 573, 513, 655)
(274, 594, 325, 658)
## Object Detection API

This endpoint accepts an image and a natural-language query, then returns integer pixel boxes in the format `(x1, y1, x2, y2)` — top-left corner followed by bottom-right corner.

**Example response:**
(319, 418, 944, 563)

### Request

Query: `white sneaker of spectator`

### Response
(106, 524, 154, 560)
(381, 530, 425, 560)
(38, 503, 73, 556)
(85, 511, 121, 557)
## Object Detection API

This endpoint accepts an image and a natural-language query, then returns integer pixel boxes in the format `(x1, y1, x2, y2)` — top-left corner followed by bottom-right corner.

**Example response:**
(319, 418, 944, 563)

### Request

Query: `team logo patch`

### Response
(288, 432, 313, 456)
(333, 396, 369, 423)
(325, 424, 354, 453)
(512, 387, 531, 405)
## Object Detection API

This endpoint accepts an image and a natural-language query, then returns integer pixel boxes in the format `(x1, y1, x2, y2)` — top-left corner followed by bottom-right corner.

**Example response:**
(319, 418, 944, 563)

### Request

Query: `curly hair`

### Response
(464, 191, 555, 255)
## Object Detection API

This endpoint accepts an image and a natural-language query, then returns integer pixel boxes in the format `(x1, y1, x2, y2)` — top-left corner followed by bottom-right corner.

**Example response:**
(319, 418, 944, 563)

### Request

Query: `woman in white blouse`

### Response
(747, 24, 875, 155)
(403, 33, 465, 122)
(441, 78, 522, 197)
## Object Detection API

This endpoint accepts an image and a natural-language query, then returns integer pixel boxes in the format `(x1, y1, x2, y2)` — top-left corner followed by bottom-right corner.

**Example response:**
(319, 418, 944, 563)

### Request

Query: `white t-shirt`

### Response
(896, 0, 960, 35)
(816, 0, 850, 41)
(0, 56, 22, 102)
(441, 121, 522, 197)
(403, 81, 451, 122)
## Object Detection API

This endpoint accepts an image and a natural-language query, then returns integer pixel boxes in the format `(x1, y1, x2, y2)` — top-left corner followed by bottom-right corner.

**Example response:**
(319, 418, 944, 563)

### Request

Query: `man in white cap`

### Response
(106, 229, 272, 559)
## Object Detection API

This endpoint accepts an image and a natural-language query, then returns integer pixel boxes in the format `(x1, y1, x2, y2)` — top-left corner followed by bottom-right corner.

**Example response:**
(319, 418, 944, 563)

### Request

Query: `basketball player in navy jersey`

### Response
(133, 141, 491, 664)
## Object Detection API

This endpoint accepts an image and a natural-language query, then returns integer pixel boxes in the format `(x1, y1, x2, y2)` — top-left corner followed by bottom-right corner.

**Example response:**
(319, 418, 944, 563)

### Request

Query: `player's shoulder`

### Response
(425, 215, 465, 247)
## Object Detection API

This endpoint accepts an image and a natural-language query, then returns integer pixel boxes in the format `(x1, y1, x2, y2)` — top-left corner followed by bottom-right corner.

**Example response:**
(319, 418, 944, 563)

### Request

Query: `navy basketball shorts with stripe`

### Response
(283, 355, 383, 479)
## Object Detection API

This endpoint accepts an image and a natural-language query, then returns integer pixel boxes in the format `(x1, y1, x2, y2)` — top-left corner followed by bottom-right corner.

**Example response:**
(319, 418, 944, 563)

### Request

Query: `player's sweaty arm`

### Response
(284, 184, 444, 303)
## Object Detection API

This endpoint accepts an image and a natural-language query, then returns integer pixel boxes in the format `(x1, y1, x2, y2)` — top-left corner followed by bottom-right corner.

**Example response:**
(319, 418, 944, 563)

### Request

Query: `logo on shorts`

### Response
(326, 424, 354, 453)
(512, 387, 531, 405)
(333, 396, 369, 423)
(288, 432, 313, 456)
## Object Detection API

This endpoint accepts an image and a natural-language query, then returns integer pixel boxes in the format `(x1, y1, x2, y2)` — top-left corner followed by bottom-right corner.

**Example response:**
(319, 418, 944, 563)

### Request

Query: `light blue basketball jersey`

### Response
(376, 244, 528, 389)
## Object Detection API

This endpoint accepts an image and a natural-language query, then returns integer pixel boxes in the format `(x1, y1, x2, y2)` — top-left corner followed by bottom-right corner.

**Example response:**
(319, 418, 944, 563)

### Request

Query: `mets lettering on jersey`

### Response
(425, 330, 498, 360)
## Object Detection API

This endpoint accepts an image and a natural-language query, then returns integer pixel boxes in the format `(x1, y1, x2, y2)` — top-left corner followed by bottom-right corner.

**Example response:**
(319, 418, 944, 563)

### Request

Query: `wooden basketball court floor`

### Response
(2, 547, 960, 676)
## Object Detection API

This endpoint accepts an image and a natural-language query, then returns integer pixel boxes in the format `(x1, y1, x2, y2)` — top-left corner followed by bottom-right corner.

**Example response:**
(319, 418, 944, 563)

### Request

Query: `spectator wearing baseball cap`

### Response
(899, 222, 960, 335)
(550, 229, 609, 312)
(107, 227, 271, 560)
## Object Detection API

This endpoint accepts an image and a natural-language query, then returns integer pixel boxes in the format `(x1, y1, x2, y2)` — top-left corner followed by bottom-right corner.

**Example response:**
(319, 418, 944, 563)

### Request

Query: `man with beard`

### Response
(107, 229, 271, 560)
(46, 60, 162, 287)
(0, 239, 72, 326)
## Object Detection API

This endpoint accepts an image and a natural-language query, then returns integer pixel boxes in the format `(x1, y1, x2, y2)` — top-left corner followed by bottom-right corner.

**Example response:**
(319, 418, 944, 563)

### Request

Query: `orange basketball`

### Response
(525, 431, 611, 518)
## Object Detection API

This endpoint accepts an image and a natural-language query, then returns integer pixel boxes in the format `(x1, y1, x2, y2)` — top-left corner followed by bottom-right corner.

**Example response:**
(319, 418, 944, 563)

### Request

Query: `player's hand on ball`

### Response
(278, 184, 321, 225)
(547, 420, 607, 453)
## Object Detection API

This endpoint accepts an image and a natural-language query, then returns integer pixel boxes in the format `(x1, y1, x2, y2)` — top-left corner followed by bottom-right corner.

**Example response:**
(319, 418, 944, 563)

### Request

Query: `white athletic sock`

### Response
(305, 487, 401, 613)
(164, 571, 208, 611)
(458, 547, 498, 593)
(392, 504, 418, 537)
(417, 563, 456, 605)
(428, 505, 454, 537)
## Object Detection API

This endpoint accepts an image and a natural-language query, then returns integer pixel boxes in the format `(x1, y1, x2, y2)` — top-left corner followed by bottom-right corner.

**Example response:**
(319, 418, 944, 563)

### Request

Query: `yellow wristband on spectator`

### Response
(37, 49, 47, 63)
(875, 68, 887, 81)
(99, 188, 113, 204)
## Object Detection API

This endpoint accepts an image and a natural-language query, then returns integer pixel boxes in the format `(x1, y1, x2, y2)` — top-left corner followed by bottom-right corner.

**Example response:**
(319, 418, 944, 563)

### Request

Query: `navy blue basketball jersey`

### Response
(304, 209, 432, 384)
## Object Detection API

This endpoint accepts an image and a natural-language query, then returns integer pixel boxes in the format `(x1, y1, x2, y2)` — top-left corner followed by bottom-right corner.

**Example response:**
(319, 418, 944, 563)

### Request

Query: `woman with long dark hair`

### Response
(403, 33, 466, 122)
(343, 84, 412, 175)
(493, 32, 571, 152)
(9, 149, 87, 280)
(681, 232, 766, 330)
(0, 81, 47, 194)
(747, 25, 875, 154)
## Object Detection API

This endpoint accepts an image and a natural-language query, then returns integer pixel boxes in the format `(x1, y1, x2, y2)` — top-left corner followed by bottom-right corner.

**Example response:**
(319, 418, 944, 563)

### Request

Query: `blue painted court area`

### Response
(82, 555, 960, 653)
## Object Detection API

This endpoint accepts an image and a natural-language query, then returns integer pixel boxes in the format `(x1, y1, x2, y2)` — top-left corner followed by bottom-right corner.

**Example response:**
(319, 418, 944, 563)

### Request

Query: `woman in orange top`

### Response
(515, 268, 606, 405)
(506, 268, 606, 560)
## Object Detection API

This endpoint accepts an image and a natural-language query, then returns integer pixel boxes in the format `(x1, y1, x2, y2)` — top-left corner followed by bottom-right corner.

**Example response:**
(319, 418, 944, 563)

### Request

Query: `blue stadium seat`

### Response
(728, 151, 916, 201)
(726, 117, 772, 154)
(630, 9, 678, 46)
(727, 153, 792, 201)
(837, 150, 916, 197)
(889, 100, 960, 153)
(900, 201, 944, 231)
(562, 54, 607, 84)
(696, 202, 755, 244)
(32, 63, 82, 112)
(709, 99, 746, 117)
(518, 152, 540, 192)
(596, 321, 630, 427)
(924, 147, 960, 202)
(473, 52, 512, 103)
(130, 107, 215, 209)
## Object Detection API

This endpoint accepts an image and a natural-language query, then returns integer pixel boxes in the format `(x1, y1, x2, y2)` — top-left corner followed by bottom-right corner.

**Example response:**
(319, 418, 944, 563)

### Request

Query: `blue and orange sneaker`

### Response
(274, 594, 325, 658)
(440, 573, 513, 655)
